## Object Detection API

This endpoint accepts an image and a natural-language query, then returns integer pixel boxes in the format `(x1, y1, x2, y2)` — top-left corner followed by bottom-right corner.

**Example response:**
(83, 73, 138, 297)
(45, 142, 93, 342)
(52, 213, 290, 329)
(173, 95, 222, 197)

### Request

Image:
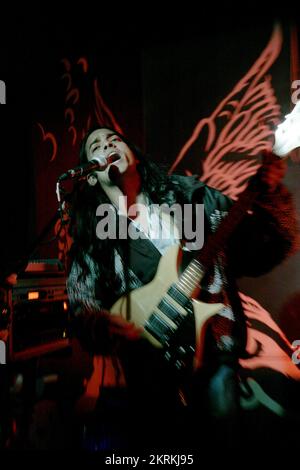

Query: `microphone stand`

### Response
(3, 180, 71, 283)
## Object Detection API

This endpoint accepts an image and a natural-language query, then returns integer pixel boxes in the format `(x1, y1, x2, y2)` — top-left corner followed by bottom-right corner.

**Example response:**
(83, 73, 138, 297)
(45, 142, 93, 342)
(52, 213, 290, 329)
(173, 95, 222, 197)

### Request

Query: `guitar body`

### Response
(110, 245, 224, 370)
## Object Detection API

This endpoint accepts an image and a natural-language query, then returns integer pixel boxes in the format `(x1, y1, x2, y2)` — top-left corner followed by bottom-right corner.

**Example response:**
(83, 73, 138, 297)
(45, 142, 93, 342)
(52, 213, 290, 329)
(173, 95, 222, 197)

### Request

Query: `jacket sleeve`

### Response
(229, 183, 299, 277)
(67, 253, 112, 354)
(202, 182, 299, 278)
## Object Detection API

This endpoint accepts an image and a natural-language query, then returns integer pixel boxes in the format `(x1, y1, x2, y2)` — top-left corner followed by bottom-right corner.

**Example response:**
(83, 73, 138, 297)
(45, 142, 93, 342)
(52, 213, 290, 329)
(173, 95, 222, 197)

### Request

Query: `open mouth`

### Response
(107, 151, 121, 164)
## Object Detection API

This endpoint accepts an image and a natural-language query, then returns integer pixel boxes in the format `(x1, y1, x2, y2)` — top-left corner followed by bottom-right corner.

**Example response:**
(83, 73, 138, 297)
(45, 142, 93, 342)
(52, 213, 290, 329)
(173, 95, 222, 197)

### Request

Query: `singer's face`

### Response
(85, 128, 138, 186)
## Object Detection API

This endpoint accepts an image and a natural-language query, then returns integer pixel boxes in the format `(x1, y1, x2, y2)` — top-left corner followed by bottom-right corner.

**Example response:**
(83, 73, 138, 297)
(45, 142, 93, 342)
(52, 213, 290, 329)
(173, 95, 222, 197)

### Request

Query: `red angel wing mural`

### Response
(170, 24, 282, 199)
(239, 291, 300, 418)
(37, 56, 123, 164)
(240, 291, 300, 380)
(60, 57, 123, 150)
(48, 57, 124, 264)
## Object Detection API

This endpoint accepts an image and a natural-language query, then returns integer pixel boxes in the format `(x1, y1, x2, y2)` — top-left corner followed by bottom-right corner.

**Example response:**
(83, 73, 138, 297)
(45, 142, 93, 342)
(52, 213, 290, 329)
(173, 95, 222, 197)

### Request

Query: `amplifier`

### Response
(9, 261, 71, 361)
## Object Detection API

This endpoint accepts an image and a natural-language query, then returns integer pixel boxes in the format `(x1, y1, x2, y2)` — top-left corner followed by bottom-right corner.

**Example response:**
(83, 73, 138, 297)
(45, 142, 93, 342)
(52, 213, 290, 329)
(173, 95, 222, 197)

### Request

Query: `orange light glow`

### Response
(28, 292, 39, 300)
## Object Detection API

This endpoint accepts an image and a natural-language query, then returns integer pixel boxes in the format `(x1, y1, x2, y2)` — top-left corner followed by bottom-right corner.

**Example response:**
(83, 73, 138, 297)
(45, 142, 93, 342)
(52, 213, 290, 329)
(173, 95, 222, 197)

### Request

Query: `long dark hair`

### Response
(68, 127, 183, 294)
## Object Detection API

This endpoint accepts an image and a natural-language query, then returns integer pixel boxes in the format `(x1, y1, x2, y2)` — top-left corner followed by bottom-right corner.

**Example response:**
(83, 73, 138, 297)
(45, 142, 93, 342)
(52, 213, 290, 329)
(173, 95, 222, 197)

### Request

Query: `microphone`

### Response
(58, 153, 120, 181)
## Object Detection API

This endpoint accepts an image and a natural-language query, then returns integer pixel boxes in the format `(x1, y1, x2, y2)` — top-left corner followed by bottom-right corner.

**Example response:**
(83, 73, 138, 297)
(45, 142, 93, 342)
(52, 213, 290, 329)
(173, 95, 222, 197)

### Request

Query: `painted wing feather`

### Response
(170, 25, 283, 199)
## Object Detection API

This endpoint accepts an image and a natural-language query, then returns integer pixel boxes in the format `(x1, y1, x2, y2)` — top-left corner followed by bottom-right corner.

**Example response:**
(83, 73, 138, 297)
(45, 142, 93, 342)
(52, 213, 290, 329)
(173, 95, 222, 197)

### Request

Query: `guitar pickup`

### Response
(144, 314, 176, 345)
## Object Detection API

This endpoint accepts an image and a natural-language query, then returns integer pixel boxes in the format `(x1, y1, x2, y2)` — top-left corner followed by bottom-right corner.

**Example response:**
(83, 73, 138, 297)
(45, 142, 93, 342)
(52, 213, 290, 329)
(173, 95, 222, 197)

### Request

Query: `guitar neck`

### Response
(176, 169, 265, 296)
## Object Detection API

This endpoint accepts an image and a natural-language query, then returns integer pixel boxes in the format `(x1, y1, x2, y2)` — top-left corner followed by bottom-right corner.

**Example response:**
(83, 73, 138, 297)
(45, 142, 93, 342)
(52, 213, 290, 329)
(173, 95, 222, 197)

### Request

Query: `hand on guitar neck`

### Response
(257, 100, 300, 193)
(272, 99, 300, 158)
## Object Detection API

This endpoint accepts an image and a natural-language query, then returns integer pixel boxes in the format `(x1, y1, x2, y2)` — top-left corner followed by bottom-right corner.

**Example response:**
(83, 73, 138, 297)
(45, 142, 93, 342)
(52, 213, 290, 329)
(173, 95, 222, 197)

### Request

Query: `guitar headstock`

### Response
(272, 100, 300, 158)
